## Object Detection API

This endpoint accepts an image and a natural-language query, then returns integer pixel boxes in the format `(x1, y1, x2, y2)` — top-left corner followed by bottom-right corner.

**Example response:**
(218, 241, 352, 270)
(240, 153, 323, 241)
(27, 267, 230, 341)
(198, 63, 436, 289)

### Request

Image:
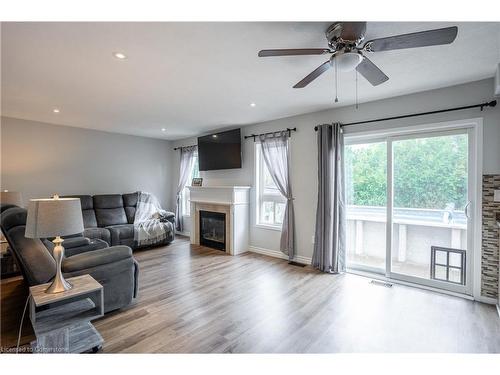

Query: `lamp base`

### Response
(44, 236, 72, 294)
(45, 275, 73, 294)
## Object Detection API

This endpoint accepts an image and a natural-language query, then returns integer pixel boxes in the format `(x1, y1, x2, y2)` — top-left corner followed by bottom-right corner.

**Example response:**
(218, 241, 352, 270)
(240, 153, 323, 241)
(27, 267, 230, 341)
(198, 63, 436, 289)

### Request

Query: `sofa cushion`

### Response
(107, 224, 134, 238)
(124, 207, 135, 224)
(82, 210, 98, 228)
(93, 194, 127, 227)
(122, 192, 138, 207)
(107, 224, 135, 246)
(106, 224, 134, 247)
(83, 227, 111, 246)
(95, 208, 128, 227)
(93, 194, 124, 209)
(119, 238, 135, 248)
(74, 195, 93, 210)
(123, 192, 138, 224)
(62, 195, 97, 228)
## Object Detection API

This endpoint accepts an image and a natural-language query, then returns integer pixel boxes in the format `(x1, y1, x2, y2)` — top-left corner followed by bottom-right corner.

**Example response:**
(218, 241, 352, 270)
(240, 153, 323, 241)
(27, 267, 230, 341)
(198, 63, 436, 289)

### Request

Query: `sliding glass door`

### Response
(346, 127, 474, 295)
(388, 131, 471, 293)
(345, 141, 387, 274)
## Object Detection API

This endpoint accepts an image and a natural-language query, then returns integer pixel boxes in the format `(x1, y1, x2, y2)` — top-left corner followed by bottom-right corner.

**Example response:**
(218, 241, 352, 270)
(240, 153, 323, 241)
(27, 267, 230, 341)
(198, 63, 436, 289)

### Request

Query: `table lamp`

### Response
(25, 195, 84, 294)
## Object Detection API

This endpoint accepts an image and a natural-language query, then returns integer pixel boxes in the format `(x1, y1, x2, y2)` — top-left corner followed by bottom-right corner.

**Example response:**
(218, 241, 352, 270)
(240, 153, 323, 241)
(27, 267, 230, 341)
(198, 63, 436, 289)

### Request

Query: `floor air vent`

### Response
(288, 261, 306, 267)
(370, 280, 393, 288)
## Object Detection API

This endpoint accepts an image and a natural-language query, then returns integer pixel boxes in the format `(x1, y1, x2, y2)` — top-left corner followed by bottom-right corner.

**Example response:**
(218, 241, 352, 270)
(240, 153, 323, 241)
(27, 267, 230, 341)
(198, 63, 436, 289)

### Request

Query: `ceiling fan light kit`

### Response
(334, 52, 363, 72)
(258, 22, 459, 103)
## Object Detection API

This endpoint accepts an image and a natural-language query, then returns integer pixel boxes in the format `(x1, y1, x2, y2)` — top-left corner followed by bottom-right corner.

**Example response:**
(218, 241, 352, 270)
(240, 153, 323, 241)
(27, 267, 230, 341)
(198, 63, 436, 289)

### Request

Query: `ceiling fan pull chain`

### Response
(334, 57, 339, 103)
(355, 69, 359, 109)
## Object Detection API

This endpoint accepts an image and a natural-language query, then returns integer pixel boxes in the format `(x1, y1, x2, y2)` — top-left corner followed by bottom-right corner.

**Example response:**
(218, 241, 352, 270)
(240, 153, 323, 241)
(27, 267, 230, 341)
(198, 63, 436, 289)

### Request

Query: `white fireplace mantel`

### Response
(187, 186, 250, 255)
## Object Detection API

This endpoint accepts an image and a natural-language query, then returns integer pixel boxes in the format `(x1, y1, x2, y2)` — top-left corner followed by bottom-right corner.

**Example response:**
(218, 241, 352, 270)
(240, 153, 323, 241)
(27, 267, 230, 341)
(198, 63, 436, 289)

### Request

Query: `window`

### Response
(430, 246, 466, 285)
(255, 143, 286, 228)
(181, 153, 200, 216)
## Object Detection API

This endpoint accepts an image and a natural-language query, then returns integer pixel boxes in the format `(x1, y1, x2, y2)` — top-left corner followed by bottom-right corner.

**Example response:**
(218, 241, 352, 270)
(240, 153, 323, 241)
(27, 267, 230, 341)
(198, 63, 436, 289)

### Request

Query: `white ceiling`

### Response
(2, 22, 499, 140)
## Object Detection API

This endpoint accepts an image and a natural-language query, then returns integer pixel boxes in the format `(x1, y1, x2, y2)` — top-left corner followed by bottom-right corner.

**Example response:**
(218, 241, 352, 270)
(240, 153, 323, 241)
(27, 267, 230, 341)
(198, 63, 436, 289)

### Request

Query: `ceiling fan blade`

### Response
(293, 60, 331, 88)
(258, 48, 331, 57)
(356, 56, 389, 86)
(364, 26, 458, 52)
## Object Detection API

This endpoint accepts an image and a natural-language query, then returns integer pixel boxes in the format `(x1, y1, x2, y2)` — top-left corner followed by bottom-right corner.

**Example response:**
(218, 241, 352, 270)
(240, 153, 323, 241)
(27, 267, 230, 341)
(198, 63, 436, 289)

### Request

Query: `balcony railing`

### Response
(346, 205, 467, 278)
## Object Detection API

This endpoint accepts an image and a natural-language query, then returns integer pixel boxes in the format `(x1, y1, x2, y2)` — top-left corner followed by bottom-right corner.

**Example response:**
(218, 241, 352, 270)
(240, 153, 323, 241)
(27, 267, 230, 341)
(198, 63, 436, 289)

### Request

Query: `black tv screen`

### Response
(198, 128, 242, 171)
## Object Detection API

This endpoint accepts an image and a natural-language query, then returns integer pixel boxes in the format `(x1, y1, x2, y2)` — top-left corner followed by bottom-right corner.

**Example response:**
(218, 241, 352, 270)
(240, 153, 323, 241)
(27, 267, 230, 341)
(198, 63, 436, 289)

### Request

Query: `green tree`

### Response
(345, 134, 467, 210)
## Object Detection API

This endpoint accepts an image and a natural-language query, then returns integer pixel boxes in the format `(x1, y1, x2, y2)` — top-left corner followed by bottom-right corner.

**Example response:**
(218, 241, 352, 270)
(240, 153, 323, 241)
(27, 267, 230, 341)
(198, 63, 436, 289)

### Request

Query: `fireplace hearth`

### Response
(199, 210, 226, 250)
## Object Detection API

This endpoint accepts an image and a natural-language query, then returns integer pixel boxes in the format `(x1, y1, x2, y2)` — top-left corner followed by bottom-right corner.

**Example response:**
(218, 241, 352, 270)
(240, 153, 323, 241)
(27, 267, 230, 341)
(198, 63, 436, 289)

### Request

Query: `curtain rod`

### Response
(244, 127, 297, 142)
(174, 127, 297, 148)
(313, 100, 497, 131)
(173, 144, 197, 151)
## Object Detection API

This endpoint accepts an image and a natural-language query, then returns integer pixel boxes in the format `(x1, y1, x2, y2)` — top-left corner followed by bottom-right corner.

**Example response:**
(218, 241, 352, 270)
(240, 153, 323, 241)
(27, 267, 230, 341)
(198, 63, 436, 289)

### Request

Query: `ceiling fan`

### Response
(258, 22, 458, 89)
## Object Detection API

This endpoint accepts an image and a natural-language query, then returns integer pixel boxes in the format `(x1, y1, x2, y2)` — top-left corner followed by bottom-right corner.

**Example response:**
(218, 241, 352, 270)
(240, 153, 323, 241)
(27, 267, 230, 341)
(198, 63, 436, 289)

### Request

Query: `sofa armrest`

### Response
(83, 227, 111, 246)
(160, 210, 175, 224)
(64, 238, 109, 257)
(62, 245, 132, 273)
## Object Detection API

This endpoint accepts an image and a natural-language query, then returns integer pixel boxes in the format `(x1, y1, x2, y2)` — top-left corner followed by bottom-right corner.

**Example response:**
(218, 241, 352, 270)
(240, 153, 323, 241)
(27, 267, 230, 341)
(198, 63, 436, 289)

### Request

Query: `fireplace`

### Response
(188, 186, 250, 255)
(199, 210, 226, 250)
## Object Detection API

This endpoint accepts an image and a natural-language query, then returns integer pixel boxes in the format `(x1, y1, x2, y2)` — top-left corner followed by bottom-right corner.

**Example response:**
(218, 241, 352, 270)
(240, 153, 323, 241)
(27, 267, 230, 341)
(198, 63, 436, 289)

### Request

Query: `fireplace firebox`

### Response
(199, 210, 226, 250)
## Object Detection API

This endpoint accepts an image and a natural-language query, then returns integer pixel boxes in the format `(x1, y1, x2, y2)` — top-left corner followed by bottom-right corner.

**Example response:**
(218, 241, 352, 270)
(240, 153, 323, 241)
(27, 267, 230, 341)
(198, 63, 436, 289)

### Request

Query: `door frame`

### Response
(344, 117, 483, 300)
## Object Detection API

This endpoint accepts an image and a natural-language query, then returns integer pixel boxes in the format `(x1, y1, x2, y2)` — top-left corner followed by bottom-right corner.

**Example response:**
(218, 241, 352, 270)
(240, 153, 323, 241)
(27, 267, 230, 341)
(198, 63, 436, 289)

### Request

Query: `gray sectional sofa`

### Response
(0, 205, 138, 312)
(63, 192, 175, 249)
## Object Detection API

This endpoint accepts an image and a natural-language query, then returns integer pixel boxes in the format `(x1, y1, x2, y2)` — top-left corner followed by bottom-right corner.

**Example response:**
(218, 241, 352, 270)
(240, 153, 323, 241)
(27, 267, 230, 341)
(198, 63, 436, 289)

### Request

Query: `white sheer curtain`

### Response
(175, 145, 197, 232)
(259, 131, 295, 260)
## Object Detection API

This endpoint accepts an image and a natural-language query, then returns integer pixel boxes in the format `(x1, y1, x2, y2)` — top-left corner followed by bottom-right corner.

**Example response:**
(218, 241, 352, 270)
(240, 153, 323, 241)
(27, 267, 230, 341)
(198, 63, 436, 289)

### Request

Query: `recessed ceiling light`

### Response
(250, 102, 256, 107)
(212, 134, 218, 138)
(161, 128, 166, 132)
(113, 52, 127, 60)
(53, 108, 60, 113)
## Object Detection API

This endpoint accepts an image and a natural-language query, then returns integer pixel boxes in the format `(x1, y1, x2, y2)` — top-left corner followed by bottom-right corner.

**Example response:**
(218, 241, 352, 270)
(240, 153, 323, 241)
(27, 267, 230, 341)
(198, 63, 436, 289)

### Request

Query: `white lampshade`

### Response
(25, 197, 84, 238)
(1, 190, 23, 207)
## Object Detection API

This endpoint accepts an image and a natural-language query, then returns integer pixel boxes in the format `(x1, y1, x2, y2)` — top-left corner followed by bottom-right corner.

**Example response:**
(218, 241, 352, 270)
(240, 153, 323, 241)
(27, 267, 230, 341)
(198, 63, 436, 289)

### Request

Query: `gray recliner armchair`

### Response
(1, 206, 139, 313)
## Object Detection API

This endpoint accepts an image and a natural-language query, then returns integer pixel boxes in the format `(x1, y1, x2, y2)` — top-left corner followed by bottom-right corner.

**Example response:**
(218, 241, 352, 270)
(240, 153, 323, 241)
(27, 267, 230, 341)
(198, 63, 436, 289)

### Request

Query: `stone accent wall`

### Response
(481, 174, 500, 299)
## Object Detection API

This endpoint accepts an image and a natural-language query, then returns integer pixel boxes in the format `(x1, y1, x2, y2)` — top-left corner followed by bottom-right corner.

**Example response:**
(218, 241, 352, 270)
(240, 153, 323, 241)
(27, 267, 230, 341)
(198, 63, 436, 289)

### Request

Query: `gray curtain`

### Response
(259, 131, 295, 260)
(175, 145, 197, 232)
(312, 123, 346, 273)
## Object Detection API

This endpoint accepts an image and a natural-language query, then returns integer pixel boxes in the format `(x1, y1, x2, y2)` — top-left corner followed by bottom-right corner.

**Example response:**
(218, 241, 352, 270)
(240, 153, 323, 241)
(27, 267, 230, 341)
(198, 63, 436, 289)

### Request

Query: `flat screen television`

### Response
(198, 128, 242, 171)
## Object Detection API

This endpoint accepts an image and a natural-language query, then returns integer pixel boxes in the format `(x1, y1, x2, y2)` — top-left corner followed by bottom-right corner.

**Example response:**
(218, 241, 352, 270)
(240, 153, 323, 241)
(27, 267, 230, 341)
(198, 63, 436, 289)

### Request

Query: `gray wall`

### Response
(172, 78, 500, 259)
(1, 117, 174, 209)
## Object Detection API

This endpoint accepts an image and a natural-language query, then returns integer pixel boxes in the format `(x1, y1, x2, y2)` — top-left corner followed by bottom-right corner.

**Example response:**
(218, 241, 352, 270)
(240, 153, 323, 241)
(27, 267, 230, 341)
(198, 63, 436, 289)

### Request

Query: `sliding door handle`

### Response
(464, 201, 472, 220)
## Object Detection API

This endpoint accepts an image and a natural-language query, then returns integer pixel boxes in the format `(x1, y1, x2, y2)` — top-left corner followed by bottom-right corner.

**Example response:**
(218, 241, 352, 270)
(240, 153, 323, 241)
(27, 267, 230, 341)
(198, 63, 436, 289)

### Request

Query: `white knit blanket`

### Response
(134, 192, 168, 246)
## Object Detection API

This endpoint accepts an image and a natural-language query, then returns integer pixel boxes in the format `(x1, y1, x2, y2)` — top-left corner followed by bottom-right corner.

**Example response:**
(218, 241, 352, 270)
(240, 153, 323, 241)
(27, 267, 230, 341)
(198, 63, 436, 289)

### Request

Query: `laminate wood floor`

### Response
(90, 236, 500, 353)
(2, 236, 499, 353)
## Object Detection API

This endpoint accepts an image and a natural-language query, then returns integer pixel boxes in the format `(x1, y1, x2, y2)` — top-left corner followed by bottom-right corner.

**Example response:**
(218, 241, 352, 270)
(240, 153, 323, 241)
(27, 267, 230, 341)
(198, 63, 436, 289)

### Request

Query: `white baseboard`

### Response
(176, 231, 190, 237)
(474, 295, 498, 305)
(248, 245, 311, 265)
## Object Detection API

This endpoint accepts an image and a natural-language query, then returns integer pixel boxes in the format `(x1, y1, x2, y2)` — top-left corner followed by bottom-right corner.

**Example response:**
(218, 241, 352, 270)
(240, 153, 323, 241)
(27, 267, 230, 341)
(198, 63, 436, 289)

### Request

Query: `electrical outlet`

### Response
(494, 190, 500, 202)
